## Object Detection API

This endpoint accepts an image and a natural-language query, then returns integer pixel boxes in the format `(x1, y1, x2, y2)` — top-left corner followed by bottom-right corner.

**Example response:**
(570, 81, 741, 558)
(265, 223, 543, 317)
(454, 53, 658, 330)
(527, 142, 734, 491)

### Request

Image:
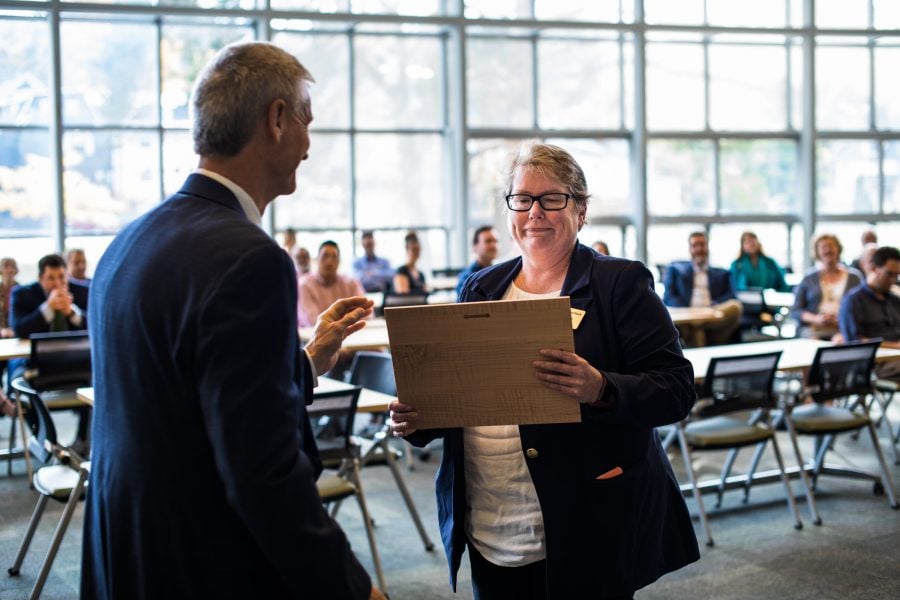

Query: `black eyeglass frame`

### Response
(505, 193, 571, 212)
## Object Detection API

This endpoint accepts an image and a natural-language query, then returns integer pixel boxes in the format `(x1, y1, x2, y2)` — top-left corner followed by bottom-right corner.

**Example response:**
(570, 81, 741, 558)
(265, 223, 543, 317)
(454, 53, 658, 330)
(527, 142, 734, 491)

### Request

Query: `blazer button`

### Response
(525, 448, 539, 459)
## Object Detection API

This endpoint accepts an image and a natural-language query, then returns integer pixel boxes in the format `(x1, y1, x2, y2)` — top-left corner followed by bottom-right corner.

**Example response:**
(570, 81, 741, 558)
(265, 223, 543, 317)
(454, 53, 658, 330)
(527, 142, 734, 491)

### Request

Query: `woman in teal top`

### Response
(730, 231, 792, 292)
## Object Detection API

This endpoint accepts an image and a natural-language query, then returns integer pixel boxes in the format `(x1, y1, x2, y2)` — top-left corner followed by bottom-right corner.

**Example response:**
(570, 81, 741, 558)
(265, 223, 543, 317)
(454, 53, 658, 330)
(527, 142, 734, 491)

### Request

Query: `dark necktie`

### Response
(51, 311, 68, 332)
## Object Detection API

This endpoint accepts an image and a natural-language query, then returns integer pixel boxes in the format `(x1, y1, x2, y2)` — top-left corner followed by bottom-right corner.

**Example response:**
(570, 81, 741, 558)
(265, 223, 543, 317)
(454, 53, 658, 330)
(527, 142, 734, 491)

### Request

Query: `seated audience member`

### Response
(292, 245, 311, 278)
(792, 234, 862, 340)
(591, 240, 609, 255)
(0, 256, 19, 392)
(352, 230, 394, 292)
(297, 241, 366, 327)
(10, 253, 90, 448)
(0, 256, 19, 339)
(730, 231, 792, 292)
(456, 226, 499, 298)
(838, 246, 900, 378)
(279, 227, 297, 255)
(664, 231, 742, 346)
(392, 231, 428, 294)
(66, 248, 91, 287)
(850, 229, 878, 272)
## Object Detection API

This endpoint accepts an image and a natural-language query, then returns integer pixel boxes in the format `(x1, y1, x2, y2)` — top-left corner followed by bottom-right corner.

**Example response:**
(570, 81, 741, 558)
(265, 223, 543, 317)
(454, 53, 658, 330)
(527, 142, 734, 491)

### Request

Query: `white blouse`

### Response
(463, 282, 559, 567)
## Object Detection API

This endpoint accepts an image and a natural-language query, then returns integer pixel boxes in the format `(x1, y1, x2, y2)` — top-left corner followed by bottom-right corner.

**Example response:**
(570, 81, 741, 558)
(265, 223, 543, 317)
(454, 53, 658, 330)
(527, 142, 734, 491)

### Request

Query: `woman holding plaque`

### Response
(390, 143, 699, 599)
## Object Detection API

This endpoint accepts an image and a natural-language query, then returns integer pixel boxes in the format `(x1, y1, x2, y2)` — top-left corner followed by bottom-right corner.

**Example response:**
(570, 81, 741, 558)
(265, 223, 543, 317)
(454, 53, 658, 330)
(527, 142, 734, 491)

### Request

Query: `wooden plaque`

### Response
(385, 297, 582, 429)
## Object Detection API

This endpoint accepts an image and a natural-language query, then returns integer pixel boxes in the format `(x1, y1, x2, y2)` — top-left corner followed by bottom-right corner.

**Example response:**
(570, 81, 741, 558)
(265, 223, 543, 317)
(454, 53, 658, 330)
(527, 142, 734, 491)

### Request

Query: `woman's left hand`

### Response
(533, 349, 605, 405)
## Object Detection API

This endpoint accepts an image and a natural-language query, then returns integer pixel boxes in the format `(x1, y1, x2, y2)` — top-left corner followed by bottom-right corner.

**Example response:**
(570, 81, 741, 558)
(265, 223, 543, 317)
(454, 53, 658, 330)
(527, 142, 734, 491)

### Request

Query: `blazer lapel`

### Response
(561, 242, 594, 313)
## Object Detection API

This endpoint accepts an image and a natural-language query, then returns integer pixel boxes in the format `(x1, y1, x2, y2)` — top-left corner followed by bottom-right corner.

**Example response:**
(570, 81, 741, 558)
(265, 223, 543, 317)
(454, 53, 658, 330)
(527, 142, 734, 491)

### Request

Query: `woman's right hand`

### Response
(389, 400, 419, 438)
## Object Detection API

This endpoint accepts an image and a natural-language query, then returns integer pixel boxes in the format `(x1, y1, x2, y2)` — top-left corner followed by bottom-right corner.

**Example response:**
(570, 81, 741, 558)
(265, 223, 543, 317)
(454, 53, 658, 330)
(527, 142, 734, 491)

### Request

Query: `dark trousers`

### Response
(467, 542, 636, 600)
(468, 542, 547, 600)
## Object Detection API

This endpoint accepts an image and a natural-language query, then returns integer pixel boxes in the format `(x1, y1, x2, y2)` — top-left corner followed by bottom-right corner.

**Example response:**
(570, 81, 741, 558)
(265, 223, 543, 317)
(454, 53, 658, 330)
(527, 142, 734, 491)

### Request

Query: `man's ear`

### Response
(268, 98, 289, 143)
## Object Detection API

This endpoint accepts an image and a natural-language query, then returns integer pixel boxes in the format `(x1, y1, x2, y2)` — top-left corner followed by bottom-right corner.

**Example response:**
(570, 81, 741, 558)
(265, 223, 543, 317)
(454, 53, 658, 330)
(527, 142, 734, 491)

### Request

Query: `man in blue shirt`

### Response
(352, 230, 394, 292)
(456, 225, 499, 298)
(839, 245, 900, 378)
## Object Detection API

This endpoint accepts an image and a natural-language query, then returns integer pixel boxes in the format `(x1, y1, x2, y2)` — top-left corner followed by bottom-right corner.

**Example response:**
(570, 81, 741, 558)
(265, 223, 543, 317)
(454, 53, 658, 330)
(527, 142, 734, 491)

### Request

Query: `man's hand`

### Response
(369, 586, 388, 600)
(46, 287, 74, 315)
(305, 296, 374, 375)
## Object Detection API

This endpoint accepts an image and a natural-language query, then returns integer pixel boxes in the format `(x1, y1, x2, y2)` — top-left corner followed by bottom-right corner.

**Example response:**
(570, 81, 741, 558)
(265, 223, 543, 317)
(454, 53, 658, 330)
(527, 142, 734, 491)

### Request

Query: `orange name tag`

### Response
(596, 466, 624, 480)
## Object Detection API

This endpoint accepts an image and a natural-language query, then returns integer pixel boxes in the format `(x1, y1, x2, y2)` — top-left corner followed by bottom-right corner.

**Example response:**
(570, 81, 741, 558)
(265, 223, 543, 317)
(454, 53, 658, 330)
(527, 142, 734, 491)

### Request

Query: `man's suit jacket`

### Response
(81, 174, 370, 599)
(407, 243, 699, 597)
(8, 280, 89, 377)
(10, 280, 89, 338)
(663, 260, 736, 307)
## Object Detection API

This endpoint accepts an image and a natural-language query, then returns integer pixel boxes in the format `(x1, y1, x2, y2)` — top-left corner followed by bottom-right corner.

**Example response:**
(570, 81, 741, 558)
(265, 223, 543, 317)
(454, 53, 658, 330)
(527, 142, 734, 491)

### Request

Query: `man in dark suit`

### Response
(9, 253, 91, 444)
(663, 231, 742, 346)
(10, 253, 88, 341)
(82, 42, 383, 600)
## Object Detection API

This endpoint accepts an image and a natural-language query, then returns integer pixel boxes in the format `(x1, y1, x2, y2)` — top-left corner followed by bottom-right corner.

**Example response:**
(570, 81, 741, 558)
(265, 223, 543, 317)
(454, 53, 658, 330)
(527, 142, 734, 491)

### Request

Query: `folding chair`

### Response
(784, 340, 899, 524)
(7, 377, 90, 600)
(736, 288, 785, 341)
(676, 351, 811, 546)
(12, 331, 92, 481)
(382, 290, 428, 307)
(346, 351, 435, 552)
(308, 385, 386, 593)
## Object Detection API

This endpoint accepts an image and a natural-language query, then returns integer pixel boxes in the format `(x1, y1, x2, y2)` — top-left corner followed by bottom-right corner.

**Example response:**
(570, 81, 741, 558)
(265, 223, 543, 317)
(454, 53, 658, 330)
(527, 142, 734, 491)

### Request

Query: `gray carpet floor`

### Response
(1, 410, 899, 600)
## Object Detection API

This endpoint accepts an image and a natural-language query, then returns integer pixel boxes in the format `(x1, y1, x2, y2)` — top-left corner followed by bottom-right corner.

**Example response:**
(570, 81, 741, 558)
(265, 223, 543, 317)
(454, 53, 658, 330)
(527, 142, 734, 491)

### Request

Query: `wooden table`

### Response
(667, 307, 725, 347)
(0, 338, 31, 361)
(299, 318, 390, 351)
(314, 376, 394, 413)
(684, 338, 900, 383)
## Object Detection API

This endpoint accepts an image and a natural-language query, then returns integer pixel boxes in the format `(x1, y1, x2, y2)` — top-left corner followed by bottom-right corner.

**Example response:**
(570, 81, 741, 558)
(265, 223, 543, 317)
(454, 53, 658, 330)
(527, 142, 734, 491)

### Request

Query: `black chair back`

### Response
(347, 351, 396, 396)
(699, 351, 783, 417)
(807, 340, 881, 403)
(28, 331, 91, 391)
(381, 292, 429, 316)
(306, 386, 362, 459)
(432, 268, 462, 278)
(11, 378, 59, 464)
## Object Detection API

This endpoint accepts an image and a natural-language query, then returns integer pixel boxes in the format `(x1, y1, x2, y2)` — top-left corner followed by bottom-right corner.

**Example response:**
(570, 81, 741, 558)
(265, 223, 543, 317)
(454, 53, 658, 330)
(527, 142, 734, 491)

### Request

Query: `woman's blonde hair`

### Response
(812, 233, 842, 261)
(505, 142, 591, 213)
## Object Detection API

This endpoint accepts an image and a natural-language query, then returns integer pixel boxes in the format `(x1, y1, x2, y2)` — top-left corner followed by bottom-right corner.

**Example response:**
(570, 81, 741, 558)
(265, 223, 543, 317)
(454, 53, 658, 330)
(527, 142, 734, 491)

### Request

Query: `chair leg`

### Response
(769, 436, 803, 530)
(715, 448, 739, 508)
(403, 439, 416, 471)
(872, 389, 899, 465)
(864, 423, 899, 510)
(380, 434, 435, 551)
(743, 440, 768, 503)
(785, 415, 822, 525)
(30, 468, 88, 600)
(350, 459, 387, 593)
(8, 494, 49, 576)
(7, 416, 15, 476)
(14, 393, 33, 484)
(677, 424, 713, 547)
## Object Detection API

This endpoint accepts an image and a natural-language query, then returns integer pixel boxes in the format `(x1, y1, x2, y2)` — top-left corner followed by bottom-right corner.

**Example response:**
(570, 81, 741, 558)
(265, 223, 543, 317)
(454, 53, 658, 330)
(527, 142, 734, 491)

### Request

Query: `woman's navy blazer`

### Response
(407, 242, 700, 598)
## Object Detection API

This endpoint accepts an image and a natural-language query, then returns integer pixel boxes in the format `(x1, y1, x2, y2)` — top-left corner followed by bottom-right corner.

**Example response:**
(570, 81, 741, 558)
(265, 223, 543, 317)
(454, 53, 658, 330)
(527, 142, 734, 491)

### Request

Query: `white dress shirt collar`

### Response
(194, 168, 262, 227)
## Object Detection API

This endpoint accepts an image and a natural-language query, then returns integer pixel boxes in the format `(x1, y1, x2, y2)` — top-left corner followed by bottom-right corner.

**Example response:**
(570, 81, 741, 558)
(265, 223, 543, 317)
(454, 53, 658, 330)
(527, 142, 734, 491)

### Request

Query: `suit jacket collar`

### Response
(469, 241, 593, 300)
(177, 173, 248, 220)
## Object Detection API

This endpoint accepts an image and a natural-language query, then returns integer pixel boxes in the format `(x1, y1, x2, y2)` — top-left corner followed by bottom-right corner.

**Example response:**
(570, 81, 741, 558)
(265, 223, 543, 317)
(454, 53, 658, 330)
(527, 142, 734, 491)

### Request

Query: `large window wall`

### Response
(1, 1, 898, 281)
